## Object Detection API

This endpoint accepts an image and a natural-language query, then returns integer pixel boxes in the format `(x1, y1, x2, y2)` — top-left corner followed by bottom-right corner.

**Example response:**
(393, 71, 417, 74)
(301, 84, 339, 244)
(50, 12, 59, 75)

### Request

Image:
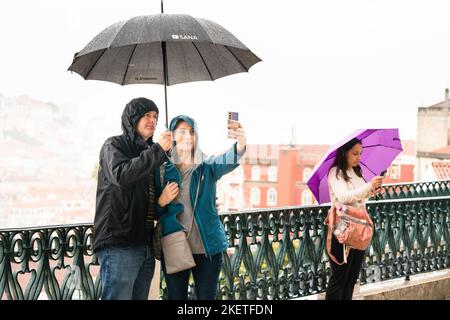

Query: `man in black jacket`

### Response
(93, 97, 174, 300)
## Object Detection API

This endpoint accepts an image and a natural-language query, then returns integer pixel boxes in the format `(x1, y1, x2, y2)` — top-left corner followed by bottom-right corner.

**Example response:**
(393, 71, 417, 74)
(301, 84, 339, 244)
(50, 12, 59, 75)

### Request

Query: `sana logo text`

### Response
(171, 34, 198, 40)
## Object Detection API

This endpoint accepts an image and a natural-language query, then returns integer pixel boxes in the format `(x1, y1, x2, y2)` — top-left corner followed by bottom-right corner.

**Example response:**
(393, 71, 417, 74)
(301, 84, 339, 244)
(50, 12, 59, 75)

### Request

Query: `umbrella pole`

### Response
(162, 41, 169, 129)
(161, 1, 168, 128)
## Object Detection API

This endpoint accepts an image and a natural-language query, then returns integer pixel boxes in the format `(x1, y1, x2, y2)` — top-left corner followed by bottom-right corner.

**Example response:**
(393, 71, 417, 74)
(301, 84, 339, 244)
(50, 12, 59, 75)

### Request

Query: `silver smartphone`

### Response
(227, 111, 239, 138)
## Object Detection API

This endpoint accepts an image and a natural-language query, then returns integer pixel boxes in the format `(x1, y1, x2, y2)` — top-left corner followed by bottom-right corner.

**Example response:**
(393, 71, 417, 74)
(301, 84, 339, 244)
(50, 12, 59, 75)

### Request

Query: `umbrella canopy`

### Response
(306, 128, 403, 204)
(68, 12, 261, 127)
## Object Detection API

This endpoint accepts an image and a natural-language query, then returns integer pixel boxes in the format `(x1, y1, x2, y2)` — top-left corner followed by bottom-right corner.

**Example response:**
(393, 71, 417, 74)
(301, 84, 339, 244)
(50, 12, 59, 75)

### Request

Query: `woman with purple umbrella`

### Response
(325, 138, 384, 300)
(307, 128, 402, 299)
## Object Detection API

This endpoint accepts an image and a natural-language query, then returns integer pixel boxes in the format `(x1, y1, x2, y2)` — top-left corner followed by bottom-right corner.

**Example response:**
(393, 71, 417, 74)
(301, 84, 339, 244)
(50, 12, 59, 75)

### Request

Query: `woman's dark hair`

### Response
(333, 138, 363, 182)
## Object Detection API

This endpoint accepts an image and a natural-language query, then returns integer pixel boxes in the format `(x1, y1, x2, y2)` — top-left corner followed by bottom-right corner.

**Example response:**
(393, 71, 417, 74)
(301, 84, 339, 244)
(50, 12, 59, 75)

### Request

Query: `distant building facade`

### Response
(417, 88, 450, 180)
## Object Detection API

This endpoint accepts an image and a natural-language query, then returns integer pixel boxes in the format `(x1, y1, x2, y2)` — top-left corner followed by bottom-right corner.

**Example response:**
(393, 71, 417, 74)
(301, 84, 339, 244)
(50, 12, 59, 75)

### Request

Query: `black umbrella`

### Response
(68, 2, 261, 128)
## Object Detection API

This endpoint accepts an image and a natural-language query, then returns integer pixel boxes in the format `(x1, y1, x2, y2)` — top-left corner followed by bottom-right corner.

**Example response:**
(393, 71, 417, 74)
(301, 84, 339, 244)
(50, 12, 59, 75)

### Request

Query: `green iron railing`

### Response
(0, 225, 100, 300)
(212, 197, 449, 300)
(371, 180, 450, 200)
(1, 185, 449, 300)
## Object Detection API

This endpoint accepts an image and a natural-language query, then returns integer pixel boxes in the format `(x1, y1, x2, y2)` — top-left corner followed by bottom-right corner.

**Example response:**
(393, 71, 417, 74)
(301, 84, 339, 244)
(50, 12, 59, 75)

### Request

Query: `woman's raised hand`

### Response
(370, 176, 383, 193)
(228, 121, 246, 154)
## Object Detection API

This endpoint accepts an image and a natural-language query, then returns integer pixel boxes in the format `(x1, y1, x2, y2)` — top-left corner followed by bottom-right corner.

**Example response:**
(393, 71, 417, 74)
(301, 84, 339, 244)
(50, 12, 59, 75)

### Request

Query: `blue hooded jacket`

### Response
(154, 115, 245, 257)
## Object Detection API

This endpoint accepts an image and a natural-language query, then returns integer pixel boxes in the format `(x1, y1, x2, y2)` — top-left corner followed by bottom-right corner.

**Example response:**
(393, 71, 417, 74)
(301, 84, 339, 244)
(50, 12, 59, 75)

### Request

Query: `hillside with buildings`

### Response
(0, 94, 97, 227)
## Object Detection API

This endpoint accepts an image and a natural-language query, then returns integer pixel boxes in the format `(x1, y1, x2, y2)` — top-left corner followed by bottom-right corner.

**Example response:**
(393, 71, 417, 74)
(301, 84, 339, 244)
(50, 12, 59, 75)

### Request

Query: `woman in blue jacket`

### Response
(155, 115, 246, 300)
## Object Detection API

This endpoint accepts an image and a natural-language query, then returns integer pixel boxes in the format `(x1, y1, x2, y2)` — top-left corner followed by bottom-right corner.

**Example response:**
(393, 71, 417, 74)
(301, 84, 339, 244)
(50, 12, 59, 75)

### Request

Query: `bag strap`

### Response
(325, 206, 346, 266)
(187, 165, 203, 239)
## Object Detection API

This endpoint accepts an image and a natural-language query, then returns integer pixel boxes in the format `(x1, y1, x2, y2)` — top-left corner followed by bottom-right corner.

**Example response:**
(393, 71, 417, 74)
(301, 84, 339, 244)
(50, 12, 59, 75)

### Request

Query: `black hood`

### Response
(121, 97, 159, 146)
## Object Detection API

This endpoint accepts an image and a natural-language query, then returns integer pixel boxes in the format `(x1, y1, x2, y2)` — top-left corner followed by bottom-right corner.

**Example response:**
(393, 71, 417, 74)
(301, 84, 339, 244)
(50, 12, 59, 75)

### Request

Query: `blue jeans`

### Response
(162, 253, 222, 300)
(97, 244, 155, 300)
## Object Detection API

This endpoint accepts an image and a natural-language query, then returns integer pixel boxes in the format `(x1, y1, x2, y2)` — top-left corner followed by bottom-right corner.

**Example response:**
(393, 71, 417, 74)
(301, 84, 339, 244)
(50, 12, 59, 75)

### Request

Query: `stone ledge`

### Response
(293, 269, 450, 300)
(353, 269, 450, 300)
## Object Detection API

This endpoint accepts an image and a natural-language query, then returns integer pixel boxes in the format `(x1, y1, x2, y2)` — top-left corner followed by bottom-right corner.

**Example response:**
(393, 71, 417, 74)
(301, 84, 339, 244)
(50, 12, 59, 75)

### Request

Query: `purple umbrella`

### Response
(307, 128, 403, 204)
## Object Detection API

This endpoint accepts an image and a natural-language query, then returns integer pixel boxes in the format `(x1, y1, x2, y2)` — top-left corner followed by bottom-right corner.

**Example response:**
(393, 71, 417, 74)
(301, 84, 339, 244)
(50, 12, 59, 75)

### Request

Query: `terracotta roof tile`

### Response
(432, 161, 450, 179)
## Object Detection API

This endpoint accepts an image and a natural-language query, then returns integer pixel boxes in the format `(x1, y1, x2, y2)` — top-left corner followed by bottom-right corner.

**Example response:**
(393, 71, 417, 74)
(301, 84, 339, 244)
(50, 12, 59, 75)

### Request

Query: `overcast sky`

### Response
(1, 0, 450, 154)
